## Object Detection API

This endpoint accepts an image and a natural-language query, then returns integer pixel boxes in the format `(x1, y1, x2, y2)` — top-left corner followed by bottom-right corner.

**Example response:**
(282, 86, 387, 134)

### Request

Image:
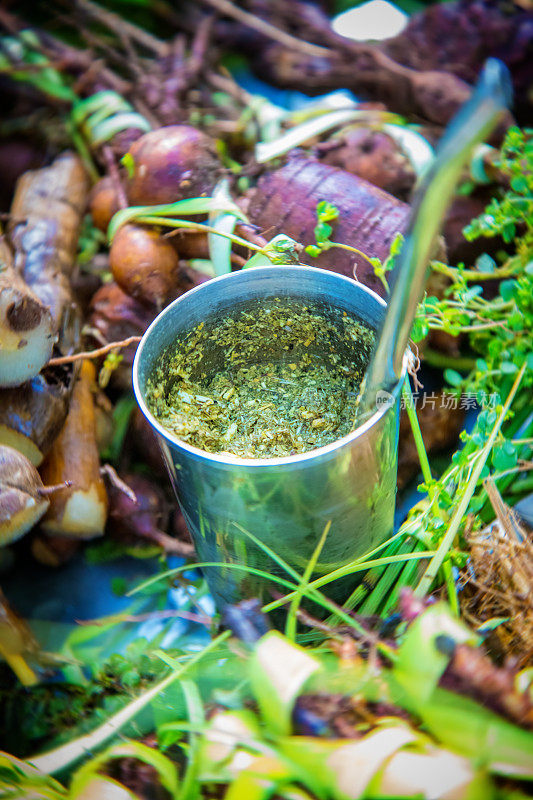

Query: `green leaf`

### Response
(500, 280, 518, 302)
(313, 221, 332, 243)
(501, 361, 518, 374)
(70, 741, 179, 799)
(107, 196, 247, 242)
(492, 441, 517, 471)
(121, 152, 135, 179)
(208, 179, 238, 277)
(445, 368, 464, 387)
(510, 175, 529, 194)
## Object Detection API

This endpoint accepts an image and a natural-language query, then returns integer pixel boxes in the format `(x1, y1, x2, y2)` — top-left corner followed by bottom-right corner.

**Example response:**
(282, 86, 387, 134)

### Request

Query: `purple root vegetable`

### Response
(246, 155, 410, 295)
(125, 125, 222, 206)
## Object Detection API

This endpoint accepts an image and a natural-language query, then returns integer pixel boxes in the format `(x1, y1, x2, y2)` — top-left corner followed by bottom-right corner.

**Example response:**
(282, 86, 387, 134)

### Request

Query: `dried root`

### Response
(460, 482, 533, 666)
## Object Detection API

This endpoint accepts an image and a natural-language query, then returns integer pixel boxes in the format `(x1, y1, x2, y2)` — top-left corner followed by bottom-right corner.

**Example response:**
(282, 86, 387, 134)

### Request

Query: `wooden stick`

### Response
(47, 335, 141, 367)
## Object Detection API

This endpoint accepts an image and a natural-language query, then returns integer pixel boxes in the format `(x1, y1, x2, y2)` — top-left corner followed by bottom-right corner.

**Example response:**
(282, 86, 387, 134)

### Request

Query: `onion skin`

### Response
(89, 176, 121, 233)
(110, 224, 180, 308)
(125, 125, 222, 206)
(0, 444, 49, 545)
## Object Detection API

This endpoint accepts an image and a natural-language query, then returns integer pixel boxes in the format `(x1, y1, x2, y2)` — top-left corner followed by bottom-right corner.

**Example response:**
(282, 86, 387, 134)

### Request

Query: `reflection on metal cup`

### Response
(133, 267, 406, 611)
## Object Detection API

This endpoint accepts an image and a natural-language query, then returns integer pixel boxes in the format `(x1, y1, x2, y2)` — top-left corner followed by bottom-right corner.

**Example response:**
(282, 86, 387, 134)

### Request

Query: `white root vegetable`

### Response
(40, 360, 108, 538)
(0, 238, 55, 387)
(0, 444, 49, 545)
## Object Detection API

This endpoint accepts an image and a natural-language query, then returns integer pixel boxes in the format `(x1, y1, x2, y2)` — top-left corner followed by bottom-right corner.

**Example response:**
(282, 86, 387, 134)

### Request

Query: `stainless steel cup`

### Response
(133, 267, 405, 610)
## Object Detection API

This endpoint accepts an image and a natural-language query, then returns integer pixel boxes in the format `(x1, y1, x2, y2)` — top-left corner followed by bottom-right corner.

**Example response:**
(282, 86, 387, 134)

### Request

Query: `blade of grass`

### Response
(177, 680, 205, 800)
(285, 520, 331, 641)
(128, 562, 301, 597)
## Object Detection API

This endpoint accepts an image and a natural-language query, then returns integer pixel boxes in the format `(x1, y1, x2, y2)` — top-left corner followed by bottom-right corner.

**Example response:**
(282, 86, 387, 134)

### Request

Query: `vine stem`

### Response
(415, 361, 527, 598)
(138, 216, 264, 251)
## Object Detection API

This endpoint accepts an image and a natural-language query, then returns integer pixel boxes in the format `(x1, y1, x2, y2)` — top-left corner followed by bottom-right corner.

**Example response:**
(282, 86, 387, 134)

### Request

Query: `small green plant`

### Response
(305, 200, 378, 272)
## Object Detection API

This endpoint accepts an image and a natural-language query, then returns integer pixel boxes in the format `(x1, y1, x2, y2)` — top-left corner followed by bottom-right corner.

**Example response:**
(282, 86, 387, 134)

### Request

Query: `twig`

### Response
(47, 336, 141, 367)
(100, 464, 137, 503)
(76, 0, 169, 58)
(198, 0, 331, 58)
(78, 608, 212, 627)
(136, 527, 196, 558)
(38, 481, 73, 496)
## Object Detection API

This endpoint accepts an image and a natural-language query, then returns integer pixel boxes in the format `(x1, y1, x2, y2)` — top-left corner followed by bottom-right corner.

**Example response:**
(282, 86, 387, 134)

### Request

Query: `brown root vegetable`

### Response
(317, 129, 416, 200)
(89, 175, 121, 233)
(443, 189, 503, 266)
(107, 472, 194, 556)
(125, 125, 222, 206)
(172, 230, 211, 260)
(110, 224, 180, 307)
(247, 155, 410, 294)
(8, 151, 89, 355)
(0, 238, 55, 387)
(127, 408, 167, 479)
(0, 138, 46, 212)
(88, 282, 157, 389)
(251, 43, 472, 127)
(31, 533, 80, 567)
(40, 360, 108, 539)
(0, 368, 74, 466)
(0, 445, 49, 546)
(383, 0, 532, 125)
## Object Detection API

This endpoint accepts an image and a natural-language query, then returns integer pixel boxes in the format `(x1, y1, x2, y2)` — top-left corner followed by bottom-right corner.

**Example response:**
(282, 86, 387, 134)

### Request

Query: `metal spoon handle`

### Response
(361, 58, 512, 408)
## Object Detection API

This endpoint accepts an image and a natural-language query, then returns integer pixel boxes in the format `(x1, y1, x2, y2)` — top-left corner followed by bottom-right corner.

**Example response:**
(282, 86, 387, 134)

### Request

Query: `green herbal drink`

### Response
(146, 297, 375, 458)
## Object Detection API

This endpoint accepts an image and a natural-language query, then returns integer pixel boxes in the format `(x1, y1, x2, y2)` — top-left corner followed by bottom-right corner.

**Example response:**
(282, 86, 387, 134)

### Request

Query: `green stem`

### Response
(415, 361, 527, 598)
(442, 559, 459, 615)
(329, 240, 375, 269)
(132, 216, 263, 252)
(422, 348, 477, 373)
(402, 381, 433, 488)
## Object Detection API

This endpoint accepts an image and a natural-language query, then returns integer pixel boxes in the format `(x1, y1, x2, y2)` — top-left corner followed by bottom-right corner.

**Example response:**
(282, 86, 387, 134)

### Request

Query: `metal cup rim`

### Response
(133, 265, 407, 468)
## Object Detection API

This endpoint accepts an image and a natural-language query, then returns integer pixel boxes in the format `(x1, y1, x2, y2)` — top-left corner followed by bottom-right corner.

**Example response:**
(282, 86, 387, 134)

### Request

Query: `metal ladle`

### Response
(360, 58, 512, 414)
